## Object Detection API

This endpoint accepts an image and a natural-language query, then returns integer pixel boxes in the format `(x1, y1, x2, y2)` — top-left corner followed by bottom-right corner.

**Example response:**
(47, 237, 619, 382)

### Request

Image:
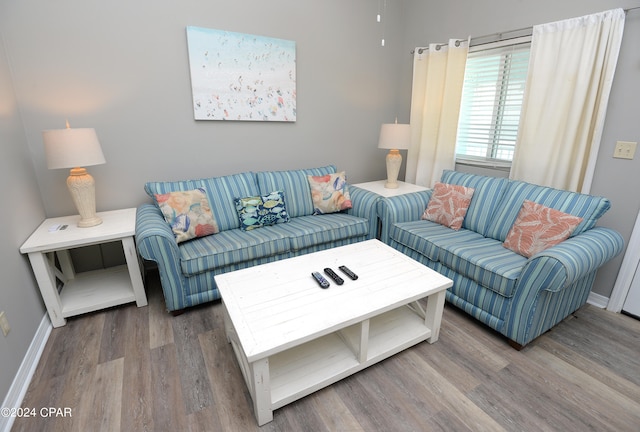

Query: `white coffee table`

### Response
(215, 239, 452, 425)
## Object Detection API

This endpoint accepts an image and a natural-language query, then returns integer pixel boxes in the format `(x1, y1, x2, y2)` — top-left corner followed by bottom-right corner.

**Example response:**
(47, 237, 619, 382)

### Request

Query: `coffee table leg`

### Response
(250, 358, 273, 425)
(221, 304, 273, 424)
(424, 290, 446, 343)
(222, 303, 232, 343)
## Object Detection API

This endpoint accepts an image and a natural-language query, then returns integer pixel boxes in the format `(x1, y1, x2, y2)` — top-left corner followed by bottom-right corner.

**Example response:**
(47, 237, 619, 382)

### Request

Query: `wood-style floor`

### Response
(12, 271, 640, 432)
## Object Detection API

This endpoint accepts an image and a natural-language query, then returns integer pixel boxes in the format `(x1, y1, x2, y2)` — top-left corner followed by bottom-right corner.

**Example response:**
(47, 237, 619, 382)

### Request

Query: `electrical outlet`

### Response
(613, 141, 637, 160)
(0, 311, 10, 337)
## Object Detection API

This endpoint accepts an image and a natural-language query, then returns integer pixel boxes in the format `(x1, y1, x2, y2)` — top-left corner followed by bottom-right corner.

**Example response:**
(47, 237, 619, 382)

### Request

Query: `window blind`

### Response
(456, 39, 531, 165)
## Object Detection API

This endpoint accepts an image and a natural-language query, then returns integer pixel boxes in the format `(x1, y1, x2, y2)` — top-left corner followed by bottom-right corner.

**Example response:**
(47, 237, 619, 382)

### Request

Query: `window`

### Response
(455, 37, 531, 167)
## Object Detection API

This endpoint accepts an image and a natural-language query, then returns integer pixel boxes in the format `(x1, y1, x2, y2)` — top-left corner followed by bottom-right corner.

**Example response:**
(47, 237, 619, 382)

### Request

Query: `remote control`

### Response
(338, 265, 358, 280)
(324, 268, 344, 285)
(311, 271, 330, 288)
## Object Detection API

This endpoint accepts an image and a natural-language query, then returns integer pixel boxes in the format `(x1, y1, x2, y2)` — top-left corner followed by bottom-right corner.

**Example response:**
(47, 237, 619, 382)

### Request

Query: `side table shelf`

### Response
(58, 266, 136, 317)
(20, 208, 147, 327)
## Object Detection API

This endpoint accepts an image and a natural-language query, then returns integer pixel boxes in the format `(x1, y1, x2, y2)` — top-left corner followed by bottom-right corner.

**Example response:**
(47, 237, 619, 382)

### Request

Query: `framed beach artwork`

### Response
(186, 26, 296, 121)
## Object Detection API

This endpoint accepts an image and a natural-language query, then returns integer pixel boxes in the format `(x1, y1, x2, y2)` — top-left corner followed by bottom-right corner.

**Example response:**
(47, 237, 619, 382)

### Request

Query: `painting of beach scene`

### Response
(186, 26, 296, 121)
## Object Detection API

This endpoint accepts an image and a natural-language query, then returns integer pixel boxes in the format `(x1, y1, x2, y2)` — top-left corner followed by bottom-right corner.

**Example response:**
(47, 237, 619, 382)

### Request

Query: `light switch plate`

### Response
(613, 141, 637, 160)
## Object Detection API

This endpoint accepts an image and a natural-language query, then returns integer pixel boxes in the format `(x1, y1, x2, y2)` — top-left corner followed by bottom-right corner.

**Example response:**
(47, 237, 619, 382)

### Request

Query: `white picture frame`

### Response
(186, 26, 297, 122)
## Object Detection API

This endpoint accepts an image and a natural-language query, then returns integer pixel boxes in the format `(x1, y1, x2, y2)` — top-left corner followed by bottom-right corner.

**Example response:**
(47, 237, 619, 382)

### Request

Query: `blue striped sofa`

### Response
(378, 170, 624, 348)
(135, 165, 380, 313)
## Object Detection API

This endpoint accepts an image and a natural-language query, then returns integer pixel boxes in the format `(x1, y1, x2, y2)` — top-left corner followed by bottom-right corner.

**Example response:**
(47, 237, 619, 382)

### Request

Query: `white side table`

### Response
(352, 180, 429, 197)
(20, 208, 147, 327)
(352, 181, 430, 239)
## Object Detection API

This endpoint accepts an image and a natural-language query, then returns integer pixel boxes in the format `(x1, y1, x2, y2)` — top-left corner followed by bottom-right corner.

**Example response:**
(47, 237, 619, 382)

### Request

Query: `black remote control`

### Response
(324, 268, 344, 285)
(311, 272, 330, 288)
(338, 265, 358, 280)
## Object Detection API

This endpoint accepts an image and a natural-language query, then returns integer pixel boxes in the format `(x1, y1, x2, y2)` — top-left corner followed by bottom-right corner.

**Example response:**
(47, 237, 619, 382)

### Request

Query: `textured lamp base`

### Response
(67, 168, 102, 227)
(385, 149, 402, 189)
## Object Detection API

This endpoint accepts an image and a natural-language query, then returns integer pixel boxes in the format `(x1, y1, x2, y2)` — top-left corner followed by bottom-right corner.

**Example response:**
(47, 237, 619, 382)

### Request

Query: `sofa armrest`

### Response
(347, 185, 383, 240)
(135, 203, 186, 311)
(376, 190, 432, 243)
(505, 226, 623, 346)
(519, 227, 624, 293)
(135, 203, 178, 251)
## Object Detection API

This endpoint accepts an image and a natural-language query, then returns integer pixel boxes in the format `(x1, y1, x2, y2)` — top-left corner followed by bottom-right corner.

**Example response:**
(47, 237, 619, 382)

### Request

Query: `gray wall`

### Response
(1, 0, 639, 405)
(401, 0, 640, 299)
(2, 0, 408, 220)
(0, 32, 47, 404)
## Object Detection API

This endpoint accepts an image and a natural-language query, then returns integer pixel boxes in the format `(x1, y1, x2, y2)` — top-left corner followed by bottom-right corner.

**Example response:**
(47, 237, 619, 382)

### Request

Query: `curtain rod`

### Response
(413, 39, 465, 55)
(411, 26, 531, 55)
(412, 7, 639, 55)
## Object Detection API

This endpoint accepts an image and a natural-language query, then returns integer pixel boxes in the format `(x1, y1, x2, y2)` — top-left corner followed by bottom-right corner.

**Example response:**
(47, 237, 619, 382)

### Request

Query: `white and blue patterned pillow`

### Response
(308, 171, 352, 215)
(234, 190, 290, 231)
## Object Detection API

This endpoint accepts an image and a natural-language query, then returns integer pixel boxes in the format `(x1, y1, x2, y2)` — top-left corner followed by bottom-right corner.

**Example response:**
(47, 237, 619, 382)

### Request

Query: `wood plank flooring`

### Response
(12, 271, 640, 431)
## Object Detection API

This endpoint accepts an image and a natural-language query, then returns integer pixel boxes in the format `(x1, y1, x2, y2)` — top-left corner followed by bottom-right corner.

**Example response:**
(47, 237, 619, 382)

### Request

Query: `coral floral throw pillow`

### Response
(422, 182, 475, 231)
(503, 200, 583, 258)
(155, 188, 220, 243)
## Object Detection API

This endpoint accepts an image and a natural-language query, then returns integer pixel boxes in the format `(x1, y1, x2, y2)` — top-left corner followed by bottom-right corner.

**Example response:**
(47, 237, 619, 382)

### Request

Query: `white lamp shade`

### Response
(378, 123, 411, 150)
(43, 128, 106, 169)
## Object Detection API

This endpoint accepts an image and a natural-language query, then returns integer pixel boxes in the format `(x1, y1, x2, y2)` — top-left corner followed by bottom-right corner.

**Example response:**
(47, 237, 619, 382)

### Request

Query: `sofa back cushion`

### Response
(256, 165, 336, 218)
(485, 180, 611, 242)
(144, 172, 260, 232)
(440, 170, 509, 236)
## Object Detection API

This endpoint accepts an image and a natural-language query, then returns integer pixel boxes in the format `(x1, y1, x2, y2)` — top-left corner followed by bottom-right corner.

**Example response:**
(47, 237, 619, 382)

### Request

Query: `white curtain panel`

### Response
(510, 9, 625, 193)
(406, 39, 468, 188)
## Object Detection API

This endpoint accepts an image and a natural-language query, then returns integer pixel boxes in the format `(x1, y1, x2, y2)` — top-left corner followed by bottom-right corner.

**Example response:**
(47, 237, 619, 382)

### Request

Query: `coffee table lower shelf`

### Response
(224, 300, 440, 425)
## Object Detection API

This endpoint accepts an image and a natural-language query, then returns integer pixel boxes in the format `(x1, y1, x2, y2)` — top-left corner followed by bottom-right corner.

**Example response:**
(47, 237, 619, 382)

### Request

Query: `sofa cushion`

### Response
(308, 171, 353, 214)
(179, 227, 290, 276)
(145, 172, 260, 232)
(269, 213, 368, 251)
(155, 188, 219, 243)
(440, 170, 509, 236)
(485, 180, 610, 242)
(422, 182, 474, 231)
(256, 165, 336, 218)
(390, 218, 525, 298)
(390, 220, 486, 262)
(439, 236, 527, 298)
(503, 200, 583, 258)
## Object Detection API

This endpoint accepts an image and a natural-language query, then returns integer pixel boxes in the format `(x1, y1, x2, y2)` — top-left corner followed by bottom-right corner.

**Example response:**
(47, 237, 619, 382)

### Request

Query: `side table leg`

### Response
(424, 290, 446, 343)
(122, 237, 148, 307)
(56, 250, 75, 281)
(28, 252, 66, 327)
(250, 358, 273, 426)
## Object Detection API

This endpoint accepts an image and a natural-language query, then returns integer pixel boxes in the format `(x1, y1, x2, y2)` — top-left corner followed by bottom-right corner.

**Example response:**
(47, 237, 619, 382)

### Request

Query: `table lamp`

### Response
(378, 119, 411, 189)
(43, 121, 106, 227)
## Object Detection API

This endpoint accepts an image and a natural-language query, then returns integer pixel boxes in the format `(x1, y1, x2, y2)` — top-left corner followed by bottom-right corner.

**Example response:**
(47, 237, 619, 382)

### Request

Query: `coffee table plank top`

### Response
(216, 240, 452, 362)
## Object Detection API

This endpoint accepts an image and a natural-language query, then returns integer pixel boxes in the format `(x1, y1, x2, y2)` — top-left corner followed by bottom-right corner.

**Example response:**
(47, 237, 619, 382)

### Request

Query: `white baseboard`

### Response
(587, 291, 609, 309)
(0, 313, 51, 432)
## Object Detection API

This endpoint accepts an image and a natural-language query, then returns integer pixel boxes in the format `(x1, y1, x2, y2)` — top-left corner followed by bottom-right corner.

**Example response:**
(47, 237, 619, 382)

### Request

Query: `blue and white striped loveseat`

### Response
(378, 170, 624, 348)
(135, 165, 379, 313)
